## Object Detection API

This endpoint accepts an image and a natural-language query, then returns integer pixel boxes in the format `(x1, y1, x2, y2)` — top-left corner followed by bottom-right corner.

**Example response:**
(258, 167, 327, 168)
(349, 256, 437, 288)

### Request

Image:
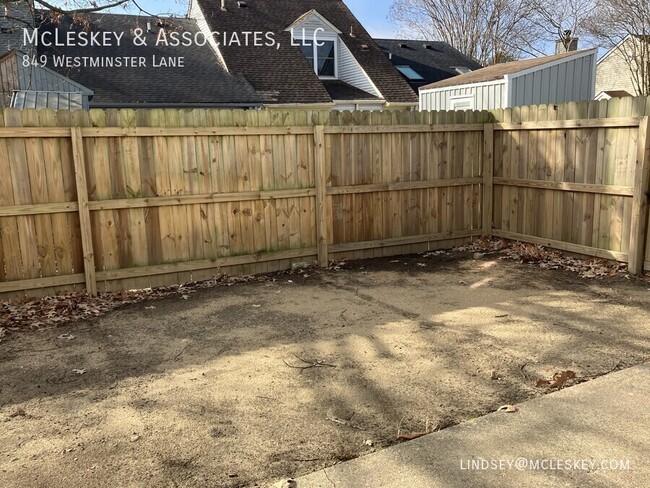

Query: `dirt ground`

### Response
(1, 251, 650, 488)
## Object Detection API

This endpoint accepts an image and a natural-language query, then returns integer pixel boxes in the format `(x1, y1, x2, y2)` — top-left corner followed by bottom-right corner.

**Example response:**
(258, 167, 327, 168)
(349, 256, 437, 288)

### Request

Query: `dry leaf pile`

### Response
(0, 271, 297, 335)
(455, 237, 628, 279)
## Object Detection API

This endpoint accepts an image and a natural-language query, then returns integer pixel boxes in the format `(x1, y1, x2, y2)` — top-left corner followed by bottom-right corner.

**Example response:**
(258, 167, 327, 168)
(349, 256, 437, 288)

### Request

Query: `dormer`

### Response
(286, 10, 341, 80)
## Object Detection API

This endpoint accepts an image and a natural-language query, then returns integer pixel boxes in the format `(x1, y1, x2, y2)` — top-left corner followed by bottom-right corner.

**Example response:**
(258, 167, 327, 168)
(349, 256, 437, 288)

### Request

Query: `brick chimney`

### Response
(1, 1, 35, 54)
(555, 30, 579, 54)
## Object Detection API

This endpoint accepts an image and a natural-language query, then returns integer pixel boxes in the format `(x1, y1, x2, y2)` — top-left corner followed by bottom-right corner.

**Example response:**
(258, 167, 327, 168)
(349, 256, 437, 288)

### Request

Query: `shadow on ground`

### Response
(1, 252, 649, 487)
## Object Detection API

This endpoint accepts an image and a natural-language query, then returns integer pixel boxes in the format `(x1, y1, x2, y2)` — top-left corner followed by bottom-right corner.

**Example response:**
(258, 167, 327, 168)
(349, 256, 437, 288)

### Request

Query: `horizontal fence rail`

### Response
(0, 98, 649, 299)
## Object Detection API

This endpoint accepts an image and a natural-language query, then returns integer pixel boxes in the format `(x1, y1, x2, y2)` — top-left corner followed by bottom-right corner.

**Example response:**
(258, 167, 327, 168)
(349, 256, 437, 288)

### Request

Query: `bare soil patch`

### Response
(1, 251, 649, 487)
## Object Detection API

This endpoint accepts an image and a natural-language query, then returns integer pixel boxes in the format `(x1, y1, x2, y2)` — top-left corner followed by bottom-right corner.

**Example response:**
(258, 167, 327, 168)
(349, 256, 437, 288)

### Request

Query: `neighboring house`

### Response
(596, 35, 650, 98)
(0, 2, 263, 109)
(375, 39, 482, 93)
(188, 0, 418, 110)
(594, 90, 632, 101)
(419, 49, 597, 111)
(33, 13, 263, 109)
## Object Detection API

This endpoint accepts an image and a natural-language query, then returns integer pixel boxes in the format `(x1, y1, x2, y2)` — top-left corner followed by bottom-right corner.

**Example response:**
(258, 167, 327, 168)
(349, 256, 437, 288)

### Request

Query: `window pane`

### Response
(295, 38, 314, 68)
(317, 41, 335, 76)
(396, 66, 424, 80)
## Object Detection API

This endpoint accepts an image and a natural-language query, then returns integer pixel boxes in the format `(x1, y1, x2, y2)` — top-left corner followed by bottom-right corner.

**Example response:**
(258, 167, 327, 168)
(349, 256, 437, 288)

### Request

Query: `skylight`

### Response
(396, 65, 424, 81)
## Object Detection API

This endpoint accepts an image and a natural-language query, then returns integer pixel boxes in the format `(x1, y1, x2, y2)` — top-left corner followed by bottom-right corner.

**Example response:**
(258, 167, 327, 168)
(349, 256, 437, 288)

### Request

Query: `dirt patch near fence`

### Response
(1, 251, 650, 487)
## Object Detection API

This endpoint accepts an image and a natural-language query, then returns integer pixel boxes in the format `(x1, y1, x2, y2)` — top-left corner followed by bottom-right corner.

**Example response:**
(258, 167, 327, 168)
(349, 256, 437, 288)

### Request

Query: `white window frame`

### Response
(449, 94, 475, 111)
(294, 35, 338, 80)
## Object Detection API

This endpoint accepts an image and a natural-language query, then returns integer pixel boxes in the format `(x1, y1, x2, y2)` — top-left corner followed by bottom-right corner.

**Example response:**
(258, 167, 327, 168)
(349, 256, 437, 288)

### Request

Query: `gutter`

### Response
(262, 102, 336, 109)
(89, 102, 263, 109)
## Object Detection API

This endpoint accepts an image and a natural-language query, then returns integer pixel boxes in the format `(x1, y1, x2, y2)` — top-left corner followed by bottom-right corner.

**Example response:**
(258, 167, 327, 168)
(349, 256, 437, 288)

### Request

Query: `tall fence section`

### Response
(0, 98, 649, 299)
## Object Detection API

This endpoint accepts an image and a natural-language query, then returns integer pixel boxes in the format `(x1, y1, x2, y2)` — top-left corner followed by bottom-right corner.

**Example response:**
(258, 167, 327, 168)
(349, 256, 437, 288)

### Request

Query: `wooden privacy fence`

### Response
(488, 98, 650, 276)
(0, 99, 649, 299)
(0, 109, 488, 298)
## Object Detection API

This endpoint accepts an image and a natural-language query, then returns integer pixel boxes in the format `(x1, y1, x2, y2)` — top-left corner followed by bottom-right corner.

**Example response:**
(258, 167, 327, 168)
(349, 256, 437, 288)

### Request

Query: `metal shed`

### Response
(419, 49, 597, 111)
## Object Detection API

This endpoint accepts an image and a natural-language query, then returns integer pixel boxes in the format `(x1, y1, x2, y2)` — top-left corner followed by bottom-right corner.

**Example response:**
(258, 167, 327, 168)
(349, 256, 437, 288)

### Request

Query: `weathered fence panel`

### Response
(489, 98, 650, 270)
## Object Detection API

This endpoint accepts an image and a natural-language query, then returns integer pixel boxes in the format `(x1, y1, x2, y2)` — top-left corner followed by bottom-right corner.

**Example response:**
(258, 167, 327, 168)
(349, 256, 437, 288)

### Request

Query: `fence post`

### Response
(313, 125, 329, 267)
(70, 127, 98, 296)
(629, 116, 650, 274)
(482, 123, 495, 237)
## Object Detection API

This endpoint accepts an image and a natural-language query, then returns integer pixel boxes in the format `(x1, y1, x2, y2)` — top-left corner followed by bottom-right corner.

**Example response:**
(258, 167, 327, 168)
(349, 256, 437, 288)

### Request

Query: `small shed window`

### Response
(396, 65, 424, 80)
(449, 95, 474, 111)
(295, 38, 336, 78)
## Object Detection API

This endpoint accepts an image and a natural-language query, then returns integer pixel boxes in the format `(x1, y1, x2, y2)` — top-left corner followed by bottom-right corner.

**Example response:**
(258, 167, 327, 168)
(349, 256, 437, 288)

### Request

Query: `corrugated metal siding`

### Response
(17, 62, 93, 95)
(509, 53, 595, 106)
(11, 90, 88, 110)
(419, 81, 506, 111)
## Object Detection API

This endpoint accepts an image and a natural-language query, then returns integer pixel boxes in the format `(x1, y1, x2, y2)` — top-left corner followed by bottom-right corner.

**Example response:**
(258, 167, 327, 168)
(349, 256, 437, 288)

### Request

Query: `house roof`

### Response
(322, 80, 380, 101)
(421, 50, 595, 90)
(194, 0, 417, 104)
(375, 39, 482, 93)
(598, 90, 633, 98)
(35, 13, 263, 108)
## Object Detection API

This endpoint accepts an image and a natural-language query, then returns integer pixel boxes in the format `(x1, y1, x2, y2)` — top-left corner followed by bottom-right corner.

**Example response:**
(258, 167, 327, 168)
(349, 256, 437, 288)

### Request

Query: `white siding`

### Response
(290, 16, 338, 41)
(419, 81, 506, 111)
(337, 42, 381, 98)
(189, 0, 228, 69)
(291, 11, 381, 98)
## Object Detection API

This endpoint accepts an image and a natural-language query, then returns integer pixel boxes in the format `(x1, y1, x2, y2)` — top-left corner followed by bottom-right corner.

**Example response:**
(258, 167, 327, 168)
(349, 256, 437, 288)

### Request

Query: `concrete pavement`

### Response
(284, 363, 650, 488)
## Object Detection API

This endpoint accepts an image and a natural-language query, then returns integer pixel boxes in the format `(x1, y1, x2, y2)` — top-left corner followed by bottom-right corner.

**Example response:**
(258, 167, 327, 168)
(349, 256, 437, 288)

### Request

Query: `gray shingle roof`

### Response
(375, 39, 482, 93)
(322, 80, 379, 101)
(35, 13, 263, 107)
(195, 0, 418, 104)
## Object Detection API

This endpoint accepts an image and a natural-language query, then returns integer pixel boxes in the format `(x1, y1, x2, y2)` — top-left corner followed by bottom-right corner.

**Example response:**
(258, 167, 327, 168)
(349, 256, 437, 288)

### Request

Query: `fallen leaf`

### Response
(57, 333, 75, 340)
(535, 370, 576, 389)
(396, 431, 428, 441)
(497, 404, 518, 413)
(72, 369, 86, 375)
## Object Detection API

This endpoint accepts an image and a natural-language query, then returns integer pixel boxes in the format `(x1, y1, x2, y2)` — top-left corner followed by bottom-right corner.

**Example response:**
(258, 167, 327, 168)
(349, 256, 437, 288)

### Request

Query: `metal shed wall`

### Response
(419, 80, 506, 111)
(509, 52, 595, 106)
(419, 51, 597, 111)
(16, 59, 93, 95)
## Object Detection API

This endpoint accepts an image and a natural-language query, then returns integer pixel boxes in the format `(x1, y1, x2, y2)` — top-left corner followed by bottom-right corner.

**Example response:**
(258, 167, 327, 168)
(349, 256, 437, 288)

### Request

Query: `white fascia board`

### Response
(419, 78, 506, 95)
(190, 0, 229, 72)
(284, 10, 342, 34)
(503, 73, 511, 107)
(597, 35, 631, 65)
(508, 49, 598, 80)
(337, 40, 383, 99)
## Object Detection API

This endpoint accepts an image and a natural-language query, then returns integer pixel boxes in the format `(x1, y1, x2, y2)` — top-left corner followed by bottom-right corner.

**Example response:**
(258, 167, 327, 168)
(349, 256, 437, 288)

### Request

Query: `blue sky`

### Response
(113, 0, 399, 38)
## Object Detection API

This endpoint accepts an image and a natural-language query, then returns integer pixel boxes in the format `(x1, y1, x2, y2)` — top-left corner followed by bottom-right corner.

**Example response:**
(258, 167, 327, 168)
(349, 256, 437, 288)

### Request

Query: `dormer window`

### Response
(295, 37, 336, 78)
